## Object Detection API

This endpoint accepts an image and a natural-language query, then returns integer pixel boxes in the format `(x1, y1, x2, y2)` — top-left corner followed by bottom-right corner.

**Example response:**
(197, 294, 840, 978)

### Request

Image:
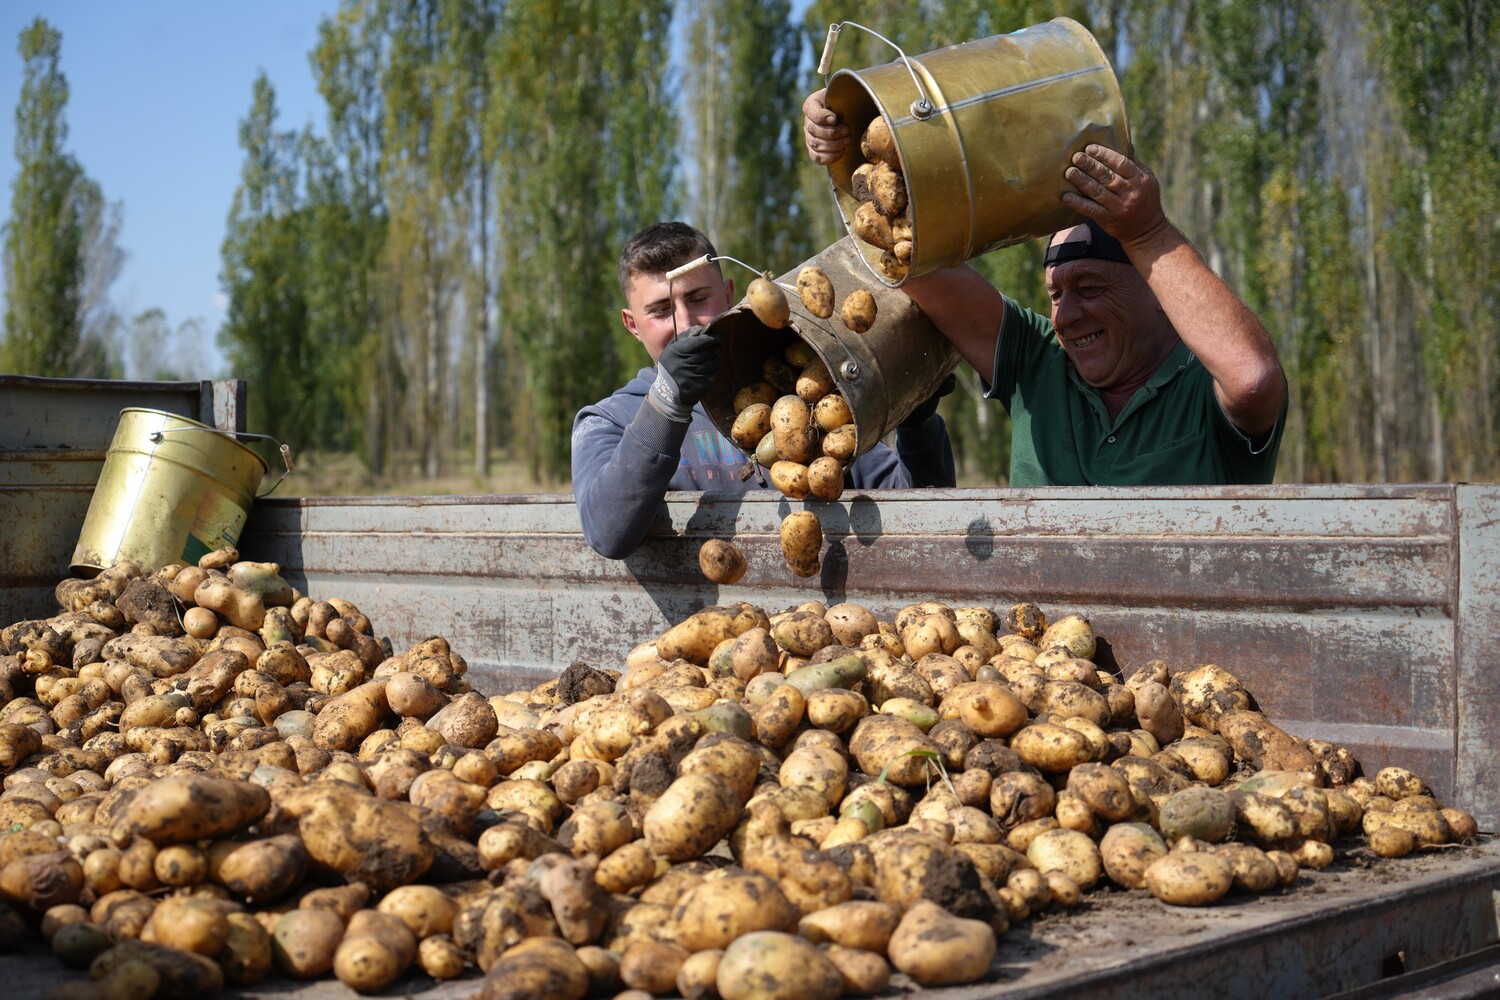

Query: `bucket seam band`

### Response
(887, 64, 1109, 127)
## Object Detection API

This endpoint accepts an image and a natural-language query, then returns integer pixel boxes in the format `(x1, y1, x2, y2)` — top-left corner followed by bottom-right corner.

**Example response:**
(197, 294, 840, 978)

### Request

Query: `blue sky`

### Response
(0, 2, 336, 377)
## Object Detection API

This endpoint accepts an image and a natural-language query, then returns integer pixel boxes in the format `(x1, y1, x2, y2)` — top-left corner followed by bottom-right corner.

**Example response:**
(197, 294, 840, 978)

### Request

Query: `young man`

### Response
(803, 92, 1287, 486)
(570, 222, 955, 558)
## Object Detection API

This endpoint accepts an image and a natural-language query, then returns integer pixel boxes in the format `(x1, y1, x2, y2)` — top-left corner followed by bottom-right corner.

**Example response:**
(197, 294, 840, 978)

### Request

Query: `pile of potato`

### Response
(0, 553, 1481, 1000)
(846, 115, 912, 285)
(720, 335, 859, 580)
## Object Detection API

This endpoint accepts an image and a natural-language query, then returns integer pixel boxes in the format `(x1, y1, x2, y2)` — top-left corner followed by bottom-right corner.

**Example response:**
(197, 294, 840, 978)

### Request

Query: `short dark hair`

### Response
(618, 222, 720, 296)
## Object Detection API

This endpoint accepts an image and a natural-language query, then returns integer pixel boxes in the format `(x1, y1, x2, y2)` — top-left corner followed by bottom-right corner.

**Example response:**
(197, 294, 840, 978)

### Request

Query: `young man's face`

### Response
(621, 262, 733, 362)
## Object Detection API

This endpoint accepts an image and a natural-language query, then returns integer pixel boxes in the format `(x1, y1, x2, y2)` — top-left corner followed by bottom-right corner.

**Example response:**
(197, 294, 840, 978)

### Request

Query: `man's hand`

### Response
(803, 89, 850, 166)
(1061, 145, 1168, 246)
(900, 373, 957, 430)
(648, 326, 720, 422)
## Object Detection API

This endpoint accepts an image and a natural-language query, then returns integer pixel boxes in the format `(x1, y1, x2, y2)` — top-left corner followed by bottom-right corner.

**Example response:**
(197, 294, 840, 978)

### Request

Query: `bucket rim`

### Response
(116, 406, 270, 474)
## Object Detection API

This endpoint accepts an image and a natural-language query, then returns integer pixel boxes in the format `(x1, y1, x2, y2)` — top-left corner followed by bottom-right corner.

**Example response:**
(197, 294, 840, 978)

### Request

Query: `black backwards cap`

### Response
(1043, 219, 1131, 268)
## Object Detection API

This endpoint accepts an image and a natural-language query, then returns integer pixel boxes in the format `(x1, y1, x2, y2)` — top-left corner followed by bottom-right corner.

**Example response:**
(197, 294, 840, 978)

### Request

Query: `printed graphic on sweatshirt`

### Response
(682, 428, 749, 484)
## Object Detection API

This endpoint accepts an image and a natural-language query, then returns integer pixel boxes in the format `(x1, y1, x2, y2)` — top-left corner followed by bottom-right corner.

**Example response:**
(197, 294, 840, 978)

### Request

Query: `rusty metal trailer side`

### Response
(241, 482, 1500, 831)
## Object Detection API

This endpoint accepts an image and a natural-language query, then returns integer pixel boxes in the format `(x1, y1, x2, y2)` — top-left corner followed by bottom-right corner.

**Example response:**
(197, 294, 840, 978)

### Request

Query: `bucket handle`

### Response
(147, 427, 295, 498)
(817, 21, 935, 120)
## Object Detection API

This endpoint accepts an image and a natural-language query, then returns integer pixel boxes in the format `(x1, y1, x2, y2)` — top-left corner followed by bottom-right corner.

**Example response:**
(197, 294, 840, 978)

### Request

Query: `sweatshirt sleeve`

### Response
(570, 396, 690, 559)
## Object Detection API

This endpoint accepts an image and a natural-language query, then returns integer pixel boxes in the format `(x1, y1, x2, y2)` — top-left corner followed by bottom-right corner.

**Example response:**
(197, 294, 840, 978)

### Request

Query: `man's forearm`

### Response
(572, 407, 688, 559)
(1125, 223, 1285, 434)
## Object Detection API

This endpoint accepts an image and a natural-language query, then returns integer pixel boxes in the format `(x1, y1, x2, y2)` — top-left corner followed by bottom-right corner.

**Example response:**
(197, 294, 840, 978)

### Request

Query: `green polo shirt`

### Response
(986, 296, 1284, 486)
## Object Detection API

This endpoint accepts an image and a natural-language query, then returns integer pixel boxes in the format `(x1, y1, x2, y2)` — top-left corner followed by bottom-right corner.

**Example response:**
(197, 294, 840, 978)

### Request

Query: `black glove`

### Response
(900, 372, 957, 429)
(648, 326, 720, 421)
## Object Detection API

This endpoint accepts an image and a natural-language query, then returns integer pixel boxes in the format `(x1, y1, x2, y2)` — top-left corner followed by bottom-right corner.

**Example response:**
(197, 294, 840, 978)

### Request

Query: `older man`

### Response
(803, 91, 1287, 485)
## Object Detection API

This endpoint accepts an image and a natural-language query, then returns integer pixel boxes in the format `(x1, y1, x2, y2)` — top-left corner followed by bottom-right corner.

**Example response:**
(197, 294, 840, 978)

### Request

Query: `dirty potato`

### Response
(796, 266, 835, 319)
(699, 540, 748, 585)
(780, 512, 822, 578)
(841, 290, 877, 334)
(746, 274, 790, 329)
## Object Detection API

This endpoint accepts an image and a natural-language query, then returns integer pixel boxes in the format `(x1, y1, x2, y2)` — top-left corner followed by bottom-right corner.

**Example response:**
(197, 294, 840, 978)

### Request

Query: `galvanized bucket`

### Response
(700, 236, 960, 460)
(71, 408, 272, 575)
(820, 17, 1131, 285)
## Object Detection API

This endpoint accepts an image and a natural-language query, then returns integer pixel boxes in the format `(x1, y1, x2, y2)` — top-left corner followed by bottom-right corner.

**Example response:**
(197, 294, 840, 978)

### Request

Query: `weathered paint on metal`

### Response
(1456, 486, 1500, 841)
(241, 483, 1499, 829)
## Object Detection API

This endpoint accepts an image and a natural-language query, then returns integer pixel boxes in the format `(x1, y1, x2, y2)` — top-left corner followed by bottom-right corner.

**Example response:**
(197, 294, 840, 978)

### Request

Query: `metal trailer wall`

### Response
(241, 482, 1500, 831)
(0, 375, 247, 622)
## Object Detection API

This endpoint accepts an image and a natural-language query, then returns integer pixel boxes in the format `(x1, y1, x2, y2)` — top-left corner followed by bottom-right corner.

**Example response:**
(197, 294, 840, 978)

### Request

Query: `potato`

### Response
(746, 274, 790, 329)
(378, 884, 459, 939)
(806, 457, 845, 501)
(944, 681, 1027, 738)
(796, 266, 835, 319)
(806, 688, 868, 734)
(1099, 822, 1167, 889)
(734, 382, 778, 411)
(752, 683, 806, 748)
(841, 289, 877, 334)
(643, 772, 743, 862)
(848, 714, 941, 786)
(311, 680, 389, 752)
(669, 872, 798, 951)
(1010, 722, 1093, 773)
(754, 428, 780, 466)
(219, 911, 274, 986)
(334, 908, 418, 994)
(207, 834, 307, 904)
(887, 900, 994, 987)
(1217, 710, 1319, 775)
(851, 202, 894, 251)
(110, 774, 269, 847)
(716, 930, 843, 1000)
(810, 427, 855, 469)
(1215, 842, 1280, 894)
(849, 161, 876, 202)
(730, 403, 772, 451)
(142, 895, 230, 957)
(770, 461, 811, 499)
(1133, 680, 1185, 746)
(698, 539, 748, 585)
(1159, 786, 1236, 843)
(770, 395, 814, 464)
(1064, 762, 1135, 822)
(795, 357, 835, 404)
(193, 577, 265, 632)
(860, 114, 897, 165)
(479, 935, 589, 1000)
(870, 160, 908, 217)
(1026, 828, 1103, 889)
(1144, 849, 1234, 906)
(779, 511, 822, 578)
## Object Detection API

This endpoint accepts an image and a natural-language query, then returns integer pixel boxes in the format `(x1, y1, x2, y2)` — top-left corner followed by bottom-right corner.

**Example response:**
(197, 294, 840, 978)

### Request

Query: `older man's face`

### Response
(1044, 228, 1162, 389)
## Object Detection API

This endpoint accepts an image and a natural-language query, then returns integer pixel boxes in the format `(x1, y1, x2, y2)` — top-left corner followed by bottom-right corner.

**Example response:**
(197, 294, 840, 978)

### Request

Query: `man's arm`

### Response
(901, 266, 1009, 378)
(570, 401, 688, 559)
(1063, 145, 1286, 437)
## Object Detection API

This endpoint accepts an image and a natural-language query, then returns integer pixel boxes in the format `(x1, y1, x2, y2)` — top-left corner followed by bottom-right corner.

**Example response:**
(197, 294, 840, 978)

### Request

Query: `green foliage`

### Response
(490, 0, 676, 481)
(3, 18, 87, 375)
(20, 1, 1495, 486)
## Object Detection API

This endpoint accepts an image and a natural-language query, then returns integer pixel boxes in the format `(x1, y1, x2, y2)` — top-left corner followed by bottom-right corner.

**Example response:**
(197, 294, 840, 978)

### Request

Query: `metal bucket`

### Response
(71, 408, 270, 575)
(821, 17, 1131, 285)
(701, 237, 960, 459)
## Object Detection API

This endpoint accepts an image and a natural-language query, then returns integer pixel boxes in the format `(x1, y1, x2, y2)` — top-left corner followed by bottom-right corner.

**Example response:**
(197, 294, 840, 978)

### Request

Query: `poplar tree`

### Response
(3, 18, 85, 375)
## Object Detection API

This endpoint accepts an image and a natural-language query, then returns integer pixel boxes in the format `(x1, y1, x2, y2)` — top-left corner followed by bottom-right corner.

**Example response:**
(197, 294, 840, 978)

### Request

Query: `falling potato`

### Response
(747, 273, 791, 329)
(698, 539, 747, 585)
(841, 290, 877, 334)
(796, 266, 835, 319)
(780, 511, 823, 578)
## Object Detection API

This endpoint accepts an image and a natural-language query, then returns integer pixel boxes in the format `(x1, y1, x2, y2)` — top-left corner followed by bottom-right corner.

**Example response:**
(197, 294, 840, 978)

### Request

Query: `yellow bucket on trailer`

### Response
(71, 408, 271, 575)
(820, 16, 1131, 285)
